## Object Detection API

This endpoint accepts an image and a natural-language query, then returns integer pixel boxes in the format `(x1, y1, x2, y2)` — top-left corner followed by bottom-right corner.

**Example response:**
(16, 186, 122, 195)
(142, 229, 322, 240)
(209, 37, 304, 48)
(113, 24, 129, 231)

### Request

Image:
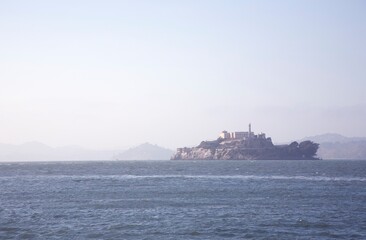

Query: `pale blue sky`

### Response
(0, 0, 365, 149)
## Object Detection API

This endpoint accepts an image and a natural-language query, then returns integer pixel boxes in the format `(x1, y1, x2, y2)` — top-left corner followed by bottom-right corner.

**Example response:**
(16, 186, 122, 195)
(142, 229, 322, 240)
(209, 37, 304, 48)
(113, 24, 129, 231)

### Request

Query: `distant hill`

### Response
(0, 142, 174, 161)
(300, 133, 366, 144)
(301, 134, 366, 160)
(0, 142, 115, 161)
(115, 143, 174, 160)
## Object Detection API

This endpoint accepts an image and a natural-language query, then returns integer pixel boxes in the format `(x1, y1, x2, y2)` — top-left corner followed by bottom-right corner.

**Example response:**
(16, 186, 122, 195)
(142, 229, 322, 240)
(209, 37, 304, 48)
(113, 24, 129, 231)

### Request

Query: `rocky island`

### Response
(171, 124, 319, 160)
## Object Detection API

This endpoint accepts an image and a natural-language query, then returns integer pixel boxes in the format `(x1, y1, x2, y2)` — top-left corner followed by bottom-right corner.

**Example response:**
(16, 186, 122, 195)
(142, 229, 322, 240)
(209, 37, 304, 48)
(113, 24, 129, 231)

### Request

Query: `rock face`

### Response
(171, 138, 319, 160)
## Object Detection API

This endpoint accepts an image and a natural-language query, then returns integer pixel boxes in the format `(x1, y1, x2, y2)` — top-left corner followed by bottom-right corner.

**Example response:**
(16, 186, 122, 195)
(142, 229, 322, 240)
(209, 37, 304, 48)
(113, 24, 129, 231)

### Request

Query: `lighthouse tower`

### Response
(249, 123, 252, 138)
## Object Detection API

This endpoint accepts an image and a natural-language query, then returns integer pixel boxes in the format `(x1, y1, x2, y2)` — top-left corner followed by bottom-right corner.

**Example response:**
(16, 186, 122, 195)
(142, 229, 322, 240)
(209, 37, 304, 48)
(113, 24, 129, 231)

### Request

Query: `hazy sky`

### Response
(1, 0, 365, 149)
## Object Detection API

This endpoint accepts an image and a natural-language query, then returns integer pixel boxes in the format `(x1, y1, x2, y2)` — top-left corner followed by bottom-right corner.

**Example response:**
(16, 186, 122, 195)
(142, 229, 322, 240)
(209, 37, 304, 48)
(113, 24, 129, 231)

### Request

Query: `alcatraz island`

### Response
(171, 124, 319, 160)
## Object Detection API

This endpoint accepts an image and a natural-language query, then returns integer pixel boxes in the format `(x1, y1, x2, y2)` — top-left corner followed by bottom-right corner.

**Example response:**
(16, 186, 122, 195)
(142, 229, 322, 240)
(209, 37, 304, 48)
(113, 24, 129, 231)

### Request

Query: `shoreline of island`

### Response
(171, 124, 319, 160)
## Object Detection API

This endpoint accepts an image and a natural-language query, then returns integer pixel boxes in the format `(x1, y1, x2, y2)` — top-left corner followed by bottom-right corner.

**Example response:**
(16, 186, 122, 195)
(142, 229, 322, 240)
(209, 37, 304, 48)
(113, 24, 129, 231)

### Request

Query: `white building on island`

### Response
(219, 124, 266, 140)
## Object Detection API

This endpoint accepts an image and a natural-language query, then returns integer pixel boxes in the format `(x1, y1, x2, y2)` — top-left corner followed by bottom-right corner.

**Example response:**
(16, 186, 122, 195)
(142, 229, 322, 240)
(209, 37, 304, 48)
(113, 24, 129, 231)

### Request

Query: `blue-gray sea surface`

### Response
(0, 160, 365, 239)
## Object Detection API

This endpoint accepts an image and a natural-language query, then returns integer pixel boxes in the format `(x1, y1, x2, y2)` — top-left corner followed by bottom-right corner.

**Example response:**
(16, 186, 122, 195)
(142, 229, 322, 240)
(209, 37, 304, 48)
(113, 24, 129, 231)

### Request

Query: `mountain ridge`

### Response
(0, 142, 174, 161)
(300, 133, 366, 144)
(301, 133, 366, 160)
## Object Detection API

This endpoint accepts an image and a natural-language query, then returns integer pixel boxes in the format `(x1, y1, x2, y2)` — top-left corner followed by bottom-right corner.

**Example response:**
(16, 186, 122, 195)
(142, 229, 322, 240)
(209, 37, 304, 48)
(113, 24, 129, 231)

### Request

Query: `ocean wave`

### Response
(0, 174, 365, 182)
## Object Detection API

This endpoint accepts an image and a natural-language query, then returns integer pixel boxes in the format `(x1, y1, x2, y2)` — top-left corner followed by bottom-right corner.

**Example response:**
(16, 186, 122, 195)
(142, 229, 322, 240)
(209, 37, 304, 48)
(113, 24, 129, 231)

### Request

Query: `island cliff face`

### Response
(171, 138, 319, 160)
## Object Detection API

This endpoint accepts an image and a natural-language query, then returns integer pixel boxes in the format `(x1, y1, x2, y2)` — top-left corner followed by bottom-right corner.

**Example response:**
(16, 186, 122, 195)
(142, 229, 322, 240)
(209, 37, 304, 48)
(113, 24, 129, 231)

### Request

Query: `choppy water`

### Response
(0, 160, 365, 239)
